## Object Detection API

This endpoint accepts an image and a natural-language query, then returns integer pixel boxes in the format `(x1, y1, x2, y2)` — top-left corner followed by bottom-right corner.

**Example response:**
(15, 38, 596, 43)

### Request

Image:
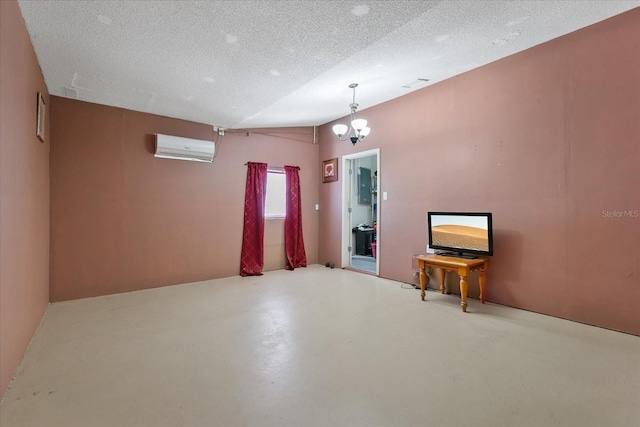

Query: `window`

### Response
(265, 170, 285, 218)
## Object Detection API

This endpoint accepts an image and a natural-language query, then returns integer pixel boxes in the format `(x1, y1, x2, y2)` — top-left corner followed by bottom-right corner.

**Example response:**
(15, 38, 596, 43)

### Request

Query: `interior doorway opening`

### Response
(342, 149, 380, 275)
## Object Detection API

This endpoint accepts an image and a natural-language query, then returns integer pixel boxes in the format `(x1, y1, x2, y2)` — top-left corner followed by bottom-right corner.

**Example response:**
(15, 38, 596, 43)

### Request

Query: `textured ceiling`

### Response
(18, 1, 639, 129)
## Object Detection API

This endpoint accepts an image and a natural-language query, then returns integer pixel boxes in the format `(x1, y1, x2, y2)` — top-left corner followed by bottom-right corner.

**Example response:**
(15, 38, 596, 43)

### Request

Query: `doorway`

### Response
(342, 149, 380, 274)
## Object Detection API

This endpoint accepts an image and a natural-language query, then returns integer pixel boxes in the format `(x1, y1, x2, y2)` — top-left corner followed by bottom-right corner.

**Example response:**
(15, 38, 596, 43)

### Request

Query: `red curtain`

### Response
(240, 162, 268, 276)
(284, 165, 307, 270)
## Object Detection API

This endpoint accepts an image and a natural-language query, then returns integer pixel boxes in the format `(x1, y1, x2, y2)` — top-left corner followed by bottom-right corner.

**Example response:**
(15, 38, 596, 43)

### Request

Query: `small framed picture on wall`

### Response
(36, 92, 46, 143)
(322, 158, 338, 183)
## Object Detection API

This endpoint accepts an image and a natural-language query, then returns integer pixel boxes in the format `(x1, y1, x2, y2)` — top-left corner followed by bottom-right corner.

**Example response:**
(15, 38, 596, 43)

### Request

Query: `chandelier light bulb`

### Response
(351, 118, 367, 131)
(332, 123, 348, 137)
(359, 127, 371, 137)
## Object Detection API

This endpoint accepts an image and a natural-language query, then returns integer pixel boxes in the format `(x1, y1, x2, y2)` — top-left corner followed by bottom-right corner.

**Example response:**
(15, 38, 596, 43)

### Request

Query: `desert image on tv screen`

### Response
(431, 216, 489, 252)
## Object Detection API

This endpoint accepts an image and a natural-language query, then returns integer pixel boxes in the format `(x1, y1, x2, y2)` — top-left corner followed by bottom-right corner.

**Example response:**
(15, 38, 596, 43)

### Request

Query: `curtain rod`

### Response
(243, 163, 300, 171)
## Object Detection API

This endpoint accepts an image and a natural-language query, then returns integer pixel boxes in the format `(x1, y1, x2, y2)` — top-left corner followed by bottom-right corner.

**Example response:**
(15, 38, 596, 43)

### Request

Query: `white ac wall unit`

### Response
(155, 134, 215, 162)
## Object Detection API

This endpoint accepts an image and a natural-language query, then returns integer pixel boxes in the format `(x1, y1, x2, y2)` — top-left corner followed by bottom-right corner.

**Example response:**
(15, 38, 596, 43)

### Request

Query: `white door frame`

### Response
(341, 148, 380, 274)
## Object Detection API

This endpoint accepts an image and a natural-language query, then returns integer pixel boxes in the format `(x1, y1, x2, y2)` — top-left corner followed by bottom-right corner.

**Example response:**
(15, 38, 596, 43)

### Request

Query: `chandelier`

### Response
(332, 83, 371, 145)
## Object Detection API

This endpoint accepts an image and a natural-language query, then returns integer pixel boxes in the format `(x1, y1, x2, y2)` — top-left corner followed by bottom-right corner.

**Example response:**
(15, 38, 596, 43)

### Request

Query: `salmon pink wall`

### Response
(0, 0, 51, 397)
(50, 97, 319, 301)
(319, 10, 640, 335)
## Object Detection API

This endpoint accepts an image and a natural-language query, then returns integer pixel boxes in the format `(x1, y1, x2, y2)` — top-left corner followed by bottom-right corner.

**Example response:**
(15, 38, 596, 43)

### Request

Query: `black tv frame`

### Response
(427, 212, 494, 259)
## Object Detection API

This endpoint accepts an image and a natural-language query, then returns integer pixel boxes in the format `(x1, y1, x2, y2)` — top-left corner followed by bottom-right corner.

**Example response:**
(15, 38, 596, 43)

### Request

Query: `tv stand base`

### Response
(436, 251, 478, 260)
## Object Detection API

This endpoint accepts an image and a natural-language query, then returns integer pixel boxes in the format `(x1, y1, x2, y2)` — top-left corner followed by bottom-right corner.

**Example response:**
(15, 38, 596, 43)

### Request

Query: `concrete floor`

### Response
(1, 265, 639, 427)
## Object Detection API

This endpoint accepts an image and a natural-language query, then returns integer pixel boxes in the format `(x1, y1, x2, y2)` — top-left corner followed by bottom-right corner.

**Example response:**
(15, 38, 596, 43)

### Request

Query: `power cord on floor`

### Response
(401, 283, 440, 291)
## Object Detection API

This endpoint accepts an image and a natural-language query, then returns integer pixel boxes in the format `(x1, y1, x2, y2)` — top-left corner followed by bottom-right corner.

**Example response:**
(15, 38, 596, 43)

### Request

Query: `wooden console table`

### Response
(415, 254, 489, 312)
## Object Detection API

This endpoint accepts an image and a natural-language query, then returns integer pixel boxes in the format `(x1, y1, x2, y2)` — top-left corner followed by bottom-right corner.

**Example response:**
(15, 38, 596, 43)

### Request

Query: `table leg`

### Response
(439, 268, 446, 294)
(459, 275, 468, 312)
(479, 268, 486, 304)
(420, 266, 426, 301)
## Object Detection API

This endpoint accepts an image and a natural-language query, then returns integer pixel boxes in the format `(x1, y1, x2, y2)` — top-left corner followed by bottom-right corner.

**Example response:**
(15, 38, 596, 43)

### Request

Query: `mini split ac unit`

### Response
(154, 134, 215, 162)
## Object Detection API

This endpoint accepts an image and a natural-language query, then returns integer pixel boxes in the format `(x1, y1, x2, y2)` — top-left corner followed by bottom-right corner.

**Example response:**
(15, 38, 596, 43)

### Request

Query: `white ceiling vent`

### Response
(155, 134, 215, 163)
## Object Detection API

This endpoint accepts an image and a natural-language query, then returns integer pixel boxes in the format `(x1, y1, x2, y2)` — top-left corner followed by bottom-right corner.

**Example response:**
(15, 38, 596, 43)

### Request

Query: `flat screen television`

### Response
(427, 212, 493, 259)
